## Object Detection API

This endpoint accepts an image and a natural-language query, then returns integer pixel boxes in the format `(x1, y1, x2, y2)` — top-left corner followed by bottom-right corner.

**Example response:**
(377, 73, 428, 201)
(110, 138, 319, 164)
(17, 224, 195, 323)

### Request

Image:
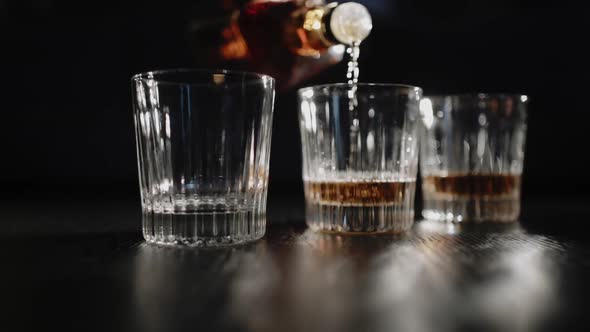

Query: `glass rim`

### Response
(130, 68, 275, 85)
(298, 83, 422, 95)
(424, 93, 529, 102)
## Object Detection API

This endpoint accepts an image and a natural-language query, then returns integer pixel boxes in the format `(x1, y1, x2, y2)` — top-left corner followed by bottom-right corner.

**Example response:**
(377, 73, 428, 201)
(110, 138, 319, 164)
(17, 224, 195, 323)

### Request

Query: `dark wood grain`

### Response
(2, 197, 590, 332)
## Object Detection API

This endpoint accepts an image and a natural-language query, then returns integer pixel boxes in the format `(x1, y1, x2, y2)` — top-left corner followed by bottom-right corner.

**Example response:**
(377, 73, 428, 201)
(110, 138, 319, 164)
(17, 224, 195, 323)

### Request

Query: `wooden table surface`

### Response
(2, 196, 590, 331)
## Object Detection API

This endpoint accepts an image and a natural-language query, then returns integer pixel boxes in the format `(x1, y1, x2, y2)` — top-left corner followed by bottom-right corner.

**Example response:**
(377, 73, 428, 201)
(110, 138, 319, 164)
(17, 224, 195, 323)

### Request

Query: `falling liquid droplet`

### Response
(346, 41, 361, 85)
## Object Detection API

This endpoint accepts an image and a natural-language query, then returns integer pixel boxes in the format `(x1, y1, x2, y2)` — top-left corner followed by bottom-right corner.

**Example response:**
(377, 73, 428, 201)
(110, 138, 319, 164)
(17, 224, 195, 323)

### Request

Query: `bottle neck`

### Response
(288, 3, 340, 57)
(297, 2, 373, 51)
(325, 2, 373, 46)
(303, 3, 340, 47)
(317, 3, 341, 46)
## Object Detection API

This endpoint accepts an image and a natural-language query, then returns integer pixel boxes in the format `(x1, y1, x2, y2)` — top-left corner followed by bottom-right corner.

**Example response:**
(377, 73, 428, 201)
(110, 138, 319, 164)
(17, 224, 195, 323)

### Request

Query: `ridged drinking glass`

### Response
(419, 94, 528, 223)
(132, 69, 275, 246)
(298, 83, 422, 234)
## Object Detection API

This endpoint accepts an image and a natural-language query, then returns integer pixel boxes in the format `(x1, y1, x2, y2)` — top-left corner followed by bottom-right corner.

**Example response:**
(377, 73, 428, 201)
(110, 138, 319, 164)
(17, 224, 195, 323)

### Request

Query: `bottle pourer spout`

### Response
(330, 2, 373, 45)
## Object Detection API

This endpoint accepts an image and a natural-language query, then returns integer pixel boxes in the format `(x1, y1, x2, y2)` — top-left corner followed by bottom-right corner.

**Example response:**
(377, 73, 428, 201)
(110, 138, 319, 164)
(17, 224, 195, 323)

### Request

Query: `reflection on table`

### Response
(131, 220, 565, 332)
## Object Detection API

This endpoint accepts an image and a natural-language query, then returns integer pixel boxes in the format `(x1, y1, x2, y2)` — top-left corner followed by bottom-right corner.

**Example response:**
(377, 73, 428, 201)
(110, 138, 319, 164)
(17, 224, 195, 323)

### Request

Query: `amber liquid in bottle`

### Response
(190, 0, 348, 89)
(238, 1, 343, 88)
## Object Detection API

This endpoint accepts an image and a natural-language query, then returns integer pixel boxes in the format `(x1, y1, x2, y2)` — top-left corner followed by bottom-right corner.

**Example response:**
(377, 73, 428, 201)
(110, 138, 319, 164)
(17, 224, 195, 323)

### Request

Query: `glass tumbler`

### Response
(298, 84, 422, 233)
(132, 69, 275, 246)
(419, 94, 528, 223)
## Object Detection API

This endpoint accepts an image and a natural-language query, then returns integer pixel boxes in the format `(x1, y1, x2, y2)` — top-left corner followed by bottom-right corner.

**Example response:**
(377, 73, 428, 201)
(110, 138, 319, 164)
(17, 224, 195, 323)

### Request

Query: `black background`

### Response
(2, 3, 590, 329)
(1, 0, 587, 202)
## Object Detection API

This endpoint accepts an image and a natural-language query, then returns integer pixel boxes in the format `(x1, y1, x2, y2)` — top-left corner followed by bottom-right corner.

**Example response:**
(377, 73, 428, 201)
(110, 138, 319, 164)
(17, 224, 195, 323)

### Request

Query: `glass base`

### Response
(305, 202, 414, 234)
(422, 196, 520, 223)
(142, 210, 265, 247)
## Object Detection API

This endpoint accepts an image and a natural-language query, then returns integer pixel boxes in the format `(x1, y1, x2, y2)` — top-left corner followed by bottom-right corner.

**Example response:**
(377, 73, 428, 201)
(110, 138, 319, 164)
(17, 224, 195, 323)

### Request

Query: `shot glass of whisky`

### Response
(298, 83, 422, 233)
(419, 94, 528, 223)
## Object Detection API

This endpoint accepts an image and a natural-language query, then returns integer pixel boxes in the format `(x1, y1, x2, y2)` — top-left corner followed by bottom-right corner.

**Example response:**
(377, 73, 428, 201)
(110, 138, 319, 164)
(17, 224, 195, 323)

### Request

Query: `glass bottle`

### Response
(189, 0, 372, 90)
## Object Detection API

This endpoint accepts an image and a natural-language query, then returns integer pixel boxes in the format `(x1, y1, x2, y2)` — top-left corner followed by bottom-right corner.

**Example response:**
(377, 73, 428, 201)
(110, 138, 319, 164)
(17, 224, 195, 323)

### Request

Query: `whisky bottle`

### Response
(189, 0, 372, 89)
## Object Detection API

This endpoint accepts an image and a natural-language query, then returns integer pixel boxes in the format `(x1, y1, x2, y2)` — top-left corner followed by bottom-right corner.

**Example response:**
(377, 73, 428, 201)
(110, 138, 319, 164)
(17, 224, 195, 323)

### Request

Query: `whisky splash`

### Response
(346, 41, 361, 167)
(346, 41, 360, 85)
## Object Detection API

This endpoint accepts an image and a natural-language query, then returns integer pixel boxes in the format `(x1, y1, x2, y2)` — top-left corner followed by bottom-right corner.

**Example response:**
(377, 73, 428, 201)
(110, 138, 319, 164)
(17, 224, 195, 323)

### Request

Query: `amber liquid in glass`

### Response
(422, 174, 520, 197)
(304, 180, 414, 205)
(304, 179, 416, 233)
(421, 173, 521, 222)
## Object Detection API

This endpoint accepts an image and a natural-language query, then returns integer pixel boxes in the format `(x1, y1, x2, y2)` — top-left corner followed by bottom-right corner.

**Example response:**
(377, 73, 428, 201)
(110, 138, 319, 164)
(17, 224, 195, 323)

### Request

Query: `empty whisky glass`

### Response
(132, 69, 275, 246)
(298, 83, 422, 233)
(419, 94, 528, 223)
